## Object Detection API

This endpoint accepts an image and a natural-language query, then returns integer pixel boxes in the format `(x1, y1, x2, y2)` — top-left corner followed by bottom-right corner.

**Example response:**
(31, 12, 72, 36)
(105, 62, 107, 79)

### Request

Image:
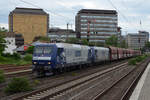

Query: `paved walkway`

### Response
(130, 63, 150, 100)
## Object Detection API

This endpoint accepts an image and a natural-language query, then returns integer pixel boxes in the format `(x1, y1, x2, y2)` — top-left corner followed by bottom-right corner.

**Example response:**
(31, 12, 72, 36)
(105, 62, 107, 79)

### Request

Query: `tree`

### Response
(120, 40, 128, 48)
(144, 41, 150, 48)
(33, 36, 51, 42)
(141, 41, 150, 53)
(105, 35, 118, 47)
(26, 46, 34, 54)
(65, 38, 79, 44)
(81, 39, 89, 45)
(0, 27, 7, 55)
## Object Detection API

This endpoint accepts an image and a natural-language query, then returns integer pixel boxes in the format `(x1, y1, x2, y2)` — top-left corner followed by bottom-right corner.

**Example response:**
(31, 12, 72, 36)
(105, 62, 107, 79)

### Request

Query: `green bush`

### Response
(26, 46, 34, 54)
(12, 53, 21, 59)
(135, 56, 143, 62)
(5, 77, 32, 94)
(1, 53, 11, 57)
(129, 55, 148, 65)
(1, 53, 21, 59)
(0, 70, 5, 83)
(0, 53, 32, 65)
(135, 55, 147, 62)
(129, 58, 137, 65)
(24, 54, 32, 61)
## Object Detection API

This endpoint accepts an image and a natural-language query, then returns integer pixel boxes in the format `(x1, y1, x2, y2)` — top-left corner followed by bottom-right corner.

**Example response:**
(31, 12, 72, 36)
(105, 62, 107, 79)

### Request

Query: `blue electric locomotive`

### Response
(32, 43, 93, 76)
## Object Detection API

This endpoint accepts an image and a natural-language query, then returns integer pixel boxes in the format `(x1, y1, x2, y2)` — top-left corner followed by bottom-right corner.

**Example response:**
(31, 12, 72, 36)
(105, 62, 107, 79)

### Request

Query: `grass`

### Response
(0, 53, 32, 66)
(71, 72, 78, 76)
(0, 70, 5, 83)
(32, 80, 40, 86)
(128, 58, 137, 65)
(128, 55, 148, 65)
(23, 54, 32, 62)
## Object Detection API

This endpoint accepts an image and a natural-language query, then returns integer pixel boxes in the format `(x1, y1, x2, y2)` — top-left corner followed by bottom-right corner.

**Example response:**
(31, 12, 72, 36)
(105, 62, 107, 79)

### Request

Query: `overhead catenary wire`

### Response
(19, 0, 74, 21)
(121, 0, 142, 31)
(55, 0, 79, 29)
(107, 0, 138, 31)
(19, 0, 75, 29)
(107, 0, 130, 24)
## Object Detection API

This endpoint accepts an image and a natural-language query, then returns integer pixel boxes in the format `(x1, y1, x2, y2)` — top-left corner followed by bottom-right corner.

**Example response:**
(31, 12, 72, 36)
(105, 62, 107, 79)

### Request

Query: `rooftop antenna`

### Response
(140, 20, 142, 31)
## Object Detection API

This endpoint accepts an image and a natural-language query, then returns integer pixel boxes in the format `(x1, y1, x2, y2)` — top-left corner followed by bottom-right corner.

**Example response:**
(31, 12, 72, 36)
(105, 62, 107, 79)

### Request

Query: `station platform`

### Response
(130, 63, 150, 100)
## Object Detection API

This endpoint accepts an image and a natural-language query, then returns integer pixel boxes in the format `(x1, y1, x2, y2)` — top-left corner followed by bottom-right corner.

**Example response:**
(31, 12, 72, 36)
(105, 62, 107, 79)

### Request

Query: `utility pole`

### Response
(70, 23, 73, 29)
(87, 20, 91, 42)
(138, 36, 141, 50)
(87, 18, 96, 42)
(66, 23, 69, 41)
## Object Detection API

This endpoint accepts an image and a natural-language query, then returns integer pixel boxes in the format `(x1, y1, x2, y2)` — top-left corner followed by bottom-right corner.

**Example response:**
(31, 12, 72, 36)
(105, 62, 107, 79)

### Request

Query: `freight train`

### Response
(32, 43, 141, 76)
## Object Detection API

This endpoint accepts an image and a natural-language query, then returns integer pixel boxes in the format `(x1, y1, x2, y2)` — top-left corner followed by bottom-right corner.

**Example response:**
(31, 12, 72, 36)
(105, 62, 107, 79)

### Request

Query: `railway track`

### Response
(93, 57, 150, 100)
(0, 60, 128, 99)
(0, 65, 31, 73)
(0, 69, 32, 92)
(0, 65, 32, 91)
(47, 63, 131, 100)
(4, 69, 32, 78)
(12, 62, 128, 100)
(0, 64, 32, 78)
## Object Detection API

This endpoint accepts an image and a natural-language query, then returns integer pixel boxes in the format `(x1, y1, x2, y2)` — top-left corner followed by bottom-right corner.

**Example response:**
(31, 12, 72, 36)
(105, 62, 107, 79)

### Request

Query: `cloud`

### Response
(0, 0, 150, 33)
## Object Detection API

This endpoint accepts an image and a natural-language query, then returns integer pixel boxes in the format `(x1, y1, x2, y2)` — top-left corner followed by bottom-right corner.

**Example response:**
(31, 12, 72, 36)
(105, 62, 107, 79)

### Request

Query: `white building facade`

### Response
(4, 37, 17, 54)
(3, 32, 17, 54)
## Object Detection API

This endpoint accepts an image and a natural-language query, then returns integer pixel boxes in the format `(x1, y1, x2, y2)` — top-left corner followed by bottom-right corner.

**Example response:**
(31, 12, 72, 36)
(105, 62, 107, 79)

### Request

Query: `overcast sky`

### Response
(0, 0, 150, 35)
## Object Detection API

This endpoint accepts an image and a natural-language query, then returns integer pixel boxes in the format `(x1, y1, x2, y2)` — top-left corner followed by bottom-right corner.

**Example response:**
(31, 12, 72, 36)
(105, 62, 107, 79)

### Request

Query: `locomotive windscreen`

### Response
(34, 46, 53, 54)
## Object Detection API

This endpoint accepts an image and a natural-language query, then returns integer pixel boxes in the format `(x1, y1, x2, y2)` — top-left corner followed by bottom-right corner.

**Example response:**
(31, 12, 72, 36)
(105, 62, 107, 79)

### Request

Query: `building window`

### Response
(81, 15, 117, 19)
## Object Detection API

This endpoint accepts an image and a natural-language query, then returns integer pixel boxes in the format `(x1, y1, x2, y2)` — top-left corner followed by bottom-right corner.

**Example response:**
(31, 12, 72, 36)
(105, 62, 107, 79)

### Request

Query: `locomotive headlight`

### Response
(33, 62, 37, 64)
(48, 62, 51, 64)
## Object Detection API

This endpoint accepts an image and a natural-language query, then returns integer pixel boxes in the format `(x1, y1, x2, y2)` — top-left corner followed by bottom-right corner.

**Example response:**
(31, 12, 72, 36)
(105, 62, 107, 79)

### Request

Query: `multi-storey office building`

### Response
(48, 28, 76, 42)
(9, 7, 49, 44)
(75, 9, 118, 43)
(139, 31, 149, 41)
(126, 32, 148, 50)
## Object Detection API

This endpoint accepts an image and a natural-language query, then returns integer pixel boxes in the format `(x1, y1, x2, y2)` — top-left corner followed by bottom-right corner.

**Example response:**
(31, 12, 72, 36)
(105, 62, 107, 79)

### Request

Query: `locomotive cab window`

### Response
(34, 46, 53, 54)
(34, 46, 43, 54)
(43, 47, 53, 54)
